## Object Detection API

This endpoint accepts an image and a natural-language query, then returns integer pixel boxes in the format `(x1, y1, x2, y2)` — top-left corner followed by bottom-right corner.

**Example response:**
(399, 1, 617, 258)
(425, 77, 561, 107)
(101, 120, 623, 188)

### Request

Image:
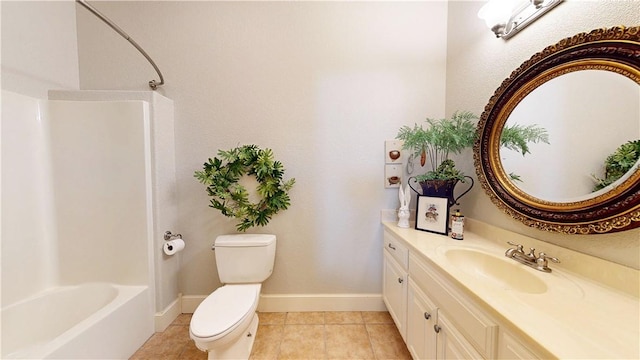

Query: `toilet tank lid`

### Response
(215, 234, 276, 247)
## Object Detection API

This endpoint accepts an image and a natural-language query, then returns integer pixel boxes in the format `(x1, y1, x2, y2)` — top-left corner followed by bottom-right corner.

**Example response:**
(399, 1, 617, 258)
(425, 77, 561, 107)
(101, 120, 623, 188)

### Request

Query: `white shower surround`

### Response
(1, 90, 176, 358)
(49, 90, 180, 317)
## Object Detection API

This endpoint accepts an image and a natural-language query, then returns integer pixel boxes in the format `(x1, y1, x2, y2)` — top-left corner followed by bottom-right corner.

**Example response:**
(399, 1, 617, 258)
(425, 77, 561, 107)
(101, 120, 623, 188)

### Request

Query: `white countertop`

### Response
(383, 222, 640, 359)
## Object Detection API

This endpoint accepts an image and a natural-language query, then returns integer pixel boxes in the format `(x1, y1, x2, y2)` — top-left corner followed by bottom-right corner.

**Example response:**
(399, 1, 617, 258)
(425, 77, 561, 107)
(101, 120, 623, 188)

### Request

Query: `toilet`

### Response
(190, 234, 276, 359)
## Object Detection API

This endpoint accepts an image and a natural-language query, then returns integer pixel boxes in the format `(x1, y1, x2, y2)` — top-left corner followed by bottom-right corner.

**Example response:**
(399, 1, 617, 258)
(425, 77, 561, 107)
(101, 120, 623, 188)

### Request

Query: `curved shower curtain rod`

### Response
(76, 0, 164, 90)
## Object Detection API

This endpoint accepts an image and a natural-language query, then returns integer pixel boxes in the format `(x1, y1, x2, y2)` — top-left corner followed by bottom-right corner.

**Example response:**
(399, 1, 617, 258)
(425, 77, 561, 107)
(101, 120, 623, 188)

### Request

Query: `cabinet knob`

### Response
(388, 243, 396, 250)
(434, 325, 441, 333)
(398, 278, 403, 284)
(424, 312, 431, 320)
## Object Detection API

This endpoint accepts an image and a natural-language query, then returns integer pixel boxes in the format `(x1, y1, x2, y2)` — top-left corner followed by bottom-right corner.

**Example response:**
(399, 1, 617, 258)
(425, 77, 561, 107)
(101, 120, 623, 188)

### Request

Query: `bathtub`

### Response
(1, 283, 154, 359)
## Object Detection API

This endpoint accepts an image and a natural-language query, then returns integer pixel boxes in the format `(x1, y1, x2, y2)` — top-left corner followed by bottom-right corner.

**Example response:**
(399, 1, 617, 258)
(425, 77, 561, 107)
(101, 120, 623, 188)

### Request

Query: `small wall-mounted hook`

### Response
(164, 231, 182, 241)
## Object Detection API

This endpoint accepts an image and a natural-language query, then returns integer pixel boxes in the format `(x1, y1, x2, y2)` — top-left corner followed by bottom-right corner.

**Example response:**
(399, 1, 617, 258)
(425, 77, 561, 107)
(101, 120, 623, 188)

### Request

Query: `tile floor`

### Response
(130, 311, 411, 360)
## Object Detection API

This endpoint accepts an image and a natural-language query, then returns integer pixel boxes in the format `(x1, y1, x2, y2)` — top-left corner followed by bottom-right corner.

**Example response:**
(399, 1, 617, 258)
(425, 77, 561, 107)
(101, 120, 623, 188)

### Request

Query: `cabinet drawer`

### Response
(384, 231, 409, 270)
(409, 253, 497, 359)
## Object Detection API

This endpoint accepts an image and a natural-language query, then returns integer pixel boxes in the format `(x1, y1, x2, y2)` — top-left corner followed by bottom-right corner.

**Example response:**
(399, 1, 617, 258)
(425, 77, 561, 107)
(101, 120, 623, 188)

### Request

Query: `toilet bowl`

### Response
(190, 284, 261, 359)
(189, 234, 276, 359)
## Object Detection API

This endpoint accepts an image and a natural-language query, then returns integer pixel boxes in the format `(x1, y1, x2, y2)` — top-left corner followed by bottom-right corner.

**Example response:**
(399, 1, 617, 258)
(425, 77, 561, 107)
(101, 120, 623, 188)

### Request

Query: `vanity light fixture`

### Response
(478, 0, 562, 39)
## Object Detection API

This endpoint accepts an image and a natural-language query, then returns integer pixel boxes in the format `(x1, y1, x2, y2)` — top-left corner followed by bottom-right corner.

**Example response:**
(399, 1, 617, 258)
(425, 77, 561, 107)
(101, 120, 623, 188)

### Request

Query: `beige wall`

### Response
(13, 0, 633, 306)
(445, 0, 640, 269)
(1, 1, 79, 97)
(76, 1, 450, 297)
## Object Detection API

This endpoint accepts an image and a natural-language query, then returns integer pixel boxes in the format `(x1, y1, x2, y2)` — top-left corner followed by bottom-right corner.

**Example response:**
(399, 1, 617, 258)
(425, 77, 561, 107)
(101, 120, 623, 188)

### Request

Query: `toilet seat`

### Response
(190, 284, 260, 342)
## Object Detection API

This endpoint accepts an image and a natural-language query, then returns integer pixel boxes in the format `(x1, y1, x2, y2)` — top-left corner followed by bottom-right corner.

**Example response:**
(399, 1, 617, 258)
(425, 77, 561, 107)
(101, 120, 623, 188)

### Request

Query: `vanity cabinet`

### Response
(407, 278, 484, 360)
(382, 232, 409, 340)
(406, 252, 491, 360)
(383, 251, 407, 339)
(409, 251, 497, 359)
(498, 329, 545, 359)
(406, 279, 437, 359)
(383, 223, 640, 360)
(436, 312, 484, 359)
(385, 229, 547, 360)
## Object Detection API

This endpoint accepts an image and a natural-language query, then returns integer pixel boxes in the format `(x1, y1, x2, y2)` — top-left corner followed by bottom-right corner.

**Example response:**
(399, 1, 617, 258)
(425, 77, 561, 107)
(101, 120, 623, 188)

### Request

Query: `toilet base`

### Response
(206, 312, 259, 360)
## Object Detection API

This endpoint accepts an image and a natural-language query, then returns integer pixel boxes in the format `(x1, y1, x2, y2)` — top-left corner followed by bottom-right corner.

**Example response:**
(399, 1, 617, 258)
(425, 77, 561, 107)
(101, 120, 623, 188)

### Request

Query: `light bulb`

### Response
(478, 0, 513, 35)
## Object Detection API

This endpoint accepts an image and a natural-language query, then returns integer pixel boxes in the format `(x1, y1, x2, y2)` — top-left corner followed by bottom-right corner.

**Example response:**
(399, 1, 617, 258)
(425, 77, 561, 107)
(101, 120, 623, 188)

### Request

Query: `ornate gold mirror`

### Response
(475, 26, 640, 234)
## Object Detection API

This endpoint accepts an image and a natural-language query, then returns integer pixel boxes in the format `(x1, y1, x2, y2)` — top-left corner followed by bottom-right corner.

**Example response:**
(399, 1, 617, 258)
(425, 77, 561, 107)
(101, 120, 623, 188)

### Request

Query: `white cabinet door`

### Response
(499, 329, 542, 360)
(436, 312, 484, 360)
(410, 252, 497, 359)
(407, 279, 437, 360)
(383, 250, 408, 340)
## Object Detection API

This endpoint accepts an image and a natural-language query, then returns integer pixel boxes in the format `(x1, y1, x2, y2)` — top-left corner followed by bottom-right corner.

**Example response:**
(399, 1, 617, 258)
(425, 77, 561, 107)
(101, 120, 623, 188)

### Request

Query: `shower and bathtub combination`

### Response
(1, 283, 150, 359)
(1, 90, 177, 359)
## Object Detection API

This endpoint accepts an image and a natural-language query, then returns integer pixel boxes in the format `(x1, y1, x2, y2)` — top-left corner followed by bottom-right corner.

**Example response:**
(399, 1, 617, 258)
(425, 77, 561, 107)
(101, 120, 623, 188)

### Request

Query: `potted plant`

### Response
(396, 111, 478, 207)
(194, 144, 295, 232)
(396, 111, 549, 207)
(499, 123, 551, 182)
(592, 139, 640, 191)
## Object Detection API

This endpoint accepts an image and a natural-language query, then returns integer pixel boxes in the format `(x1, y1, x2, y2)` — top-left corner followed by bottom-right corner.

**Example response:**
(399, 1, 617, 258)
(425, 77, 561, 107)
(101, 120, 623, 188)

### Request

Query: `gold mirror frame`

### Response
(474, 26, 640, 234)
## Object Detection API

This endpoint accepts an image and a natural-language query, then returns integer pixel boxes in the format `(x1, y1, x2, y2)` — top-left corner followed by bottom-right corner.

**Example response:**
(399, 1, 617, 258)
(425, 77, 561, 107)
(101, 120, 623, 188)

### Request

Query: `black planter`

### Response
(408, 176, 474, 208)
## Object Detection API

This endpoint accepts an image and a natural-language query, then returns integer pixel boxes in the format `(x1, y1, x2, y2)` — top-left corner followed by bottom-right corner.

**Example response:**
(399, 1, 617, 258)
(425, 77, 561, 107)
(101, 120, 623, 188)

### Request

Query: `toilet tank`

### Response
(214, 234, 276, 284)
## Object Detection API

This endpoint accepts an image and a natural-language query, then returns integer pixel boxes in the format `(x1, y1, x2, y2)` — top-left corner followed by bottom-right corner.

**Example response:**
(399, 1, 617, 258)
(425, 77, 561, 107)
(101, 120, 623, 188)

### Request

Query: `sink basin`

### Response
(443, 248, 548, 294)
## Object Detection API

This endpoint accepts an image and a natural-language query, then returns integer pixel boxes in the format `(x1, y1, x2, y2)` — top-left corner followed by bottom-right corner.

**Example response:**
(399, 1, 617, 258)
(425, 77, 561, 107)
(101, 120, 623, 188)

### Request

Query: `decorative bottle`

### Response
(451, 209, 464, 240)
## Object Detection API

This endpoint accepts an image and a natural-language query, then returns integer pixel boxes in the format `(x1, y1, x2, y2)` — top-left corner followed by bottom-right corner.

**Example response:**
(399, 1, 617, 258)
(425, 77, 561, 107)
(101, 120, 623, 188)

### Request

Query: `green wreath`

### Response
(194, 145, 295, 232)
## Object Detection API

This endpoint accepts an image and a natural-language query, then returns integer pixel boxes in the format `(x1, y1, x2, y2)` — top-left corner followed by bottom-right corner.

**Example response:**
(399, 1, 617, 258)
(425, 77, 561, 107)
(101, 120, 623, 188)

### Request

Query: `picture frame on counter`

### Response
(415, 195, 449, 235)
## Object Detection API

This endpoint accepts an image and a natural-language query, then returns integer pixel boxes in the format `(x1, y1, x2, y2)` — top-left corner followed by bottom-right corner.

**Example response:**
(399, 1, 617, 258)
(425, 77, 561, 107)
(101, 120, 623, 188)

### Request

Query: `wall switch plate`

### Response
(385, 140, 404, 164)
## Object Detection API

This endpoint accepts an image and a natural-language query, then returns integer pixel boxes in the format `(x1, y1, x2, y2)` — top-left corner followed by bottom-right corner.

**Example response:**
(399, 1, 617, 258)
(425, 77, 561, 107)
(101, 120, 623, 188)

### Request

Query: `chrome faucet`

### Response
(505, 241, 559, 272)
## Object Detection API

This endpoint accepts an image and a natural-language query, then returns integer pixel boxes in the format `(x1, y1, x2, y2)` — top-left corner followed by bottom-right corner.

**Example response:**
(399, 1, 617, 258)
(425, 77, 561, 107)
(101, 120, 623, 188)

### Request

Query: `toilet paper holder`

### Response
(164, 231, 182, 241)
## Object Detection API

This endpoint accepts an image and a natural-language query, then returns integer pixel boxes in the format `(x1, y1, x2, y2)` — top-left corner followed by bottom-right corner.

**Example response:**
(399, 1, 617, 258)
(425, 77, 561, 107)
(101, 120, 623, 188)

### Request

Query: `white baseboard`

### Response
(181, 295, 207, 314)
(154, 294, 182, 332)
(258, 293, 386, 312)
(180, 293, 386, 313)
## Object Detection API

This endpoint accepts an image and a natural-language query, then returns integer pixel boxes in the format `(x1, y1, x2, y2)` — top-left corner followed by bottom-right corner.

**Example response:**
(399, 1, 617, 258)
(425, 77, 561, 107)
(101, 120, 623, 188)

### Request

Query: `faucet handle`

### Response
(538, 252, 560, 263)
(536, 252, 560, 272)
(507, 241, 524, 252)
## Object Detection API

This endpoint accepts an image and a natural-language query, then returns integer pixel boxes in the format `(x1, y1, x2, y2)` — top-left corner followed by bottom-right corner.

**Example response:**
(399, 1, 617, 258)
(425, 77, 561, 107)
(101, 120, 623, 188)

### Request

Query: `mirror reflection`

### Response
(475, 26, 640, 234)
(501, 70, 640, 202)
